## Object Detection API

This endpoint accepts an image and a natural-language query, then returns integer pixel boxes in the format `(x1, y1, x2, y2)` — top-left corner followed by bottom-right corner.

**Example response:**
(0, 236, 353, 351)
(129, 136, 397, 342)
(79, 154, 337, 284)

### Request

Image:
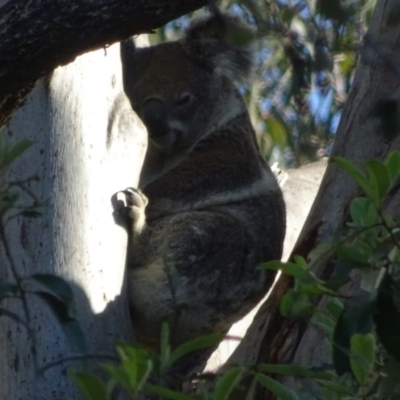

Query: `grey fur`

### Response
(115, 13, 286, 365)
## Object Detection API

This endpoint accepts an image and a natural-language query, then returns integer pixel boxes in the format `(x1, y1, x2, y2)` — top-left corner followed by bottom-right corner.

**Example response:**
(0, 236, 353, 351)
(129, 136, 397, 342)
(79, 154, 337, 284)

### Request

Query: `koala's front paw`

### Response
(111, 188, 148, 232)
(123, 187, 149, 209)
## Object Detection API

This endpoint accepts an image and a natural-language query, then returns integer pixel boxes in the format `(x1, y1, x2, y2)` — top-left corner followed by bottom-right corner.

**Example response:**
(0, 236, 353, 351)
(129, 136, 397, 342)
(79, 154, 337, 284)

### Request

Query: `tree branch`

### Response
(228, 1, 400, 397)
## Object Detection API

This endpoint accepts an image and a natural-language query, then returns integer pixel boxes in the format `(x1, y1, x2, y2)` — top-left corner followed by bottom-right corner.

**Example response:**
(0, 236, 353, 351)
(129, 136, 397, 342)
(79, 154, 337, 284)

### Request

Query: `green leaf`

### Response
(293, 255, 308, 268)
(1, 139, 34, 168)
(331, 156, 376, 202)
(366, 159, 391, 201)
(109, 343, 154, 392)
(160, 322, 171, 371)
(279, 289, 312, 318)
(68, 370, 107, 400)
(262, 261, 321, 286)
(265, 118, 288, 148)
(332, 297, 374, 376)
(349, 333, 375, 386)
(257, 364, 333, 380)
(0, 282, 18, 302)
(317, 379, 354, 395)
(349, 198, 380, 230)
(325, 298, 344, 320)
(122, 353, 152, 391)
(336, 245, 369, 265)
(213, 366, 245, 400)
(349, 197, 370, 226)
(145, 383, 195, 400)
(312, 312, 336, 337)
(170, 334, 223, 366)
(384, 151, 400, 184)
(256, 374, 298, 400)
(102, 364, 130, 392)
(374, 274, 400, 362)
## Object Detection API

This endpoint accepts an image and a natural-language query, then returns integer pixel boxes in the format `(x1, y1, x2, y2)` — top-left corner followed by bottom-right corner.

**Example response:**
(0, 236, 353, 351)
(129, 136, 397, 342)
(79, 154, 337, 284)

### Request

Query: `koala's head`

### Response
(121, 13, 255, 154)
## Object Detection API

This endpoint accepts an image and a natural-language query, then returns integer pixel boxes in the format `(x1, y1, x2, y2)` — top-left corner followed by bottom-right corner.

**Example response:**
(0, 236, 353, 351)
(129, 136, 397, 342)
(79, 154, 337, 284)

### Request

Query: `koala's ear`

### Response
(120, 39, 154, 99)
(182, 13, 255, 84)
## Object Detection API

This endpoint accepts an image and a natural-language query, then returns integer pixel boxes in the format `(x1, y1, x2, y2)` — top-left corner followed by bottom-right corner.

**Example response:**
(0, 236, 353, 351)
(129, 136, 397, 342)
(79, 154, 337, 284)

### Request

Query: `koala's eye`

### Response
(175, 93, 193, 107)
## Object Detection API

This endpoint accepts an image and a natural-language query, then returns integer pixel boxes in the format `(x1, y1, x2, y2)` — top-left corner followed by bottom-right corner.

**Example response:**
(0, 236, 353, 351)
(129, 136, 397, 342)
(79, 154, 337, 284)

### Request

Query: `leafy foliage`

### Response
(69, 323, 327, 400)
(159, 0, 377, 166)
(261, 151, 400, 398)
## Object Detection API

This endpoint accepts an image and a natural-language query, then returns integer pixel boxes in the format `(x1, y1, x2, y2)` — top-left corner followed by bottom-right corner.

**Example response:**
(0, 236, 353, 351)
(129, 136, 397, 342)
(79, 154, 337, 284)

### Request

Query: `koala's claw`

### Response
(123, 187, 149, 208)
(111, 188, 148, 230)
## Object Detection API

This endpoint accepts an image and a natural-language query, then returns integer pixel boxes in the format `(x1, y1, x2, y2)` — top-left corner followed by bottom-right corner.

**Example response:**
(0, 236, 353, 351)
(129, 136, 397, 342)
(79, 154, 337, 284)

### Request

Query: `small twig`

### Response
(40, 353, 119, 374)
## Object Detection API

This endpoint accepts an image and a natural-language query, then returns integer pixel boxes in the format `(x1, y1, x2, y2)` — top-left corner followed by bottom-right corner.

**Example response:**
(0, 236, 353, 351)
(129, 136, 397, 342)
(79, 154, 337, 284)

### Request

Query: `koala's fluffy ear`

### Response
(120, 39, 154, 102)
(182, 13, 255, 84)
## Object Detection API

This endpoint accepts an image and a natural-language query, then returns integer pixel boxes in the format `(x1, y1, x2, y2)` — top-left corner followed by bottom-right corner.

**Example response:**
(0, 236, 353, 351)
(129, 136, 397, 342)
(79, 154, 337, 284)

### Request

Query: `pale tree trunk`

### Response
(229, 0, 400, 397)
(0, 36, 148, 398)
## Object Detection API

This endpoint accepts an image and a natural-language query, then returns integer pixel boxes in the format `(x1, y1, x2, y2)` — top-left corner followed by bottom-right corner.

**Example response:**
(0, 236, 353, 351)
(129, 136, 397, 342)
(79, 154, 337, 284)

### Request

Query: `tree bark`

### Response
(230, 0, 400, 397)
(0, 0, 207, 126)
(0, 36, 148, 398)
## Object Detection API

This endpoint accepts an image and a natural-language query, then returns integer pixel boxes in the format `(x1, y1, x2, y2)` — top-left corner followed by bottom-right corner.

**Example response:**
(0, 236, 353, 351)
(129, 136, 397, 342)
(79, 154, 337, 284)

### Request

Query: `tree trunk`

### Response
(230, 0, 400, 397)
(0, 36, 148, 398)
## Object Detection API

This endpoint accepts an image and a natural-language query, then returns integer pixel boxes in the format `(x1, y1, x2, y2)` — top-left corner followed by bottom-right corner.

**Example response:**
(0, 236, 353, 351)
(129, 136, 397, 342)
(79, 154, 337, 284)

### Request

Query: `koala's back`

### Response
(120, 13, 286, 356)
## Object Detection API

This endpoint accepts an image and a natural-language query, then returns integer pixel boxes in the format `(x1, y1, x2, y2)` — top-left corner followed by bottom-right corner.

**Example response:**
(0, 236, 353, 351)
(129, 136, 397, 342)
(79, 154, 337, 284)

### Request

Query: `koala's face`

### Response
(126, 42, 222, 154)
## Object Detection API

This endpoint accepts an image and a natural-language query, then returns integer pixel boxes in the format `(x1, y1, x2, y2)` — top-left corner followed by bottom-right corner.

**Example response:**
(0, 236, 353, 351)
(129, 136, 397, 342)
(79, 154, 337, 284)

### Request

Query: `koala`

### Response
(115, 12, 286, 370)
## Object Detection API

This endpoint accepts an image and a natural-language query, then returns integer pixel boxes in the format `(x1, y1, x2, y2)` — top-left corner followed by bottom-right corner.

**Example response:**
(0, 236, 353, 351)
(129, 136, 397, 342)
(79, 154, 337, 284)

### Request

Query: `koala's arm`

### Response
(113, 188, 270, 349)
(120, 188, 249, 273)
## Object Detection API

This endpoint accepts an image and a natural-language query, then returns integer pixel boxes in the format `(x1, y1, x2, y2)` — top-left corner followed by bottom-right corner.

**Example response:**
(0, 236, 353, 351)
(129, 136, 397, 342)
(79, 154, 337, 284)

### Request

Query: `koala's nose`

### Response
(141, 98, 168, 139)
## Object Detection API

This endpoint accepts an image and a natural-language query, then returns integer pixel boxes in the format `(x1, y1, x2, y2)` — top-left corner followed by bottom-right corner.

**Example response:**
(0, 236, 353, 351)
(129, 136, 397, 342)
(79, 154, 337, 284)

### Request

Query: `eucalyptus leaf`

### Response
(332, 297, 374, 376)
(256, 374, 298, 400)
(145, 383, 195, 400)
(213, 366, 245, 400)
(279, 289, 313, 318)
(2, 139, 34, 168)
(257, 364, 332, 380)
(68, 370, 107, 400)
(349, 333, 375, 386)
(384, 151, 400, 184)
(170, 334, 223, 366)
(366, 159, 391, 201)
(332, 156, 376, 202)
